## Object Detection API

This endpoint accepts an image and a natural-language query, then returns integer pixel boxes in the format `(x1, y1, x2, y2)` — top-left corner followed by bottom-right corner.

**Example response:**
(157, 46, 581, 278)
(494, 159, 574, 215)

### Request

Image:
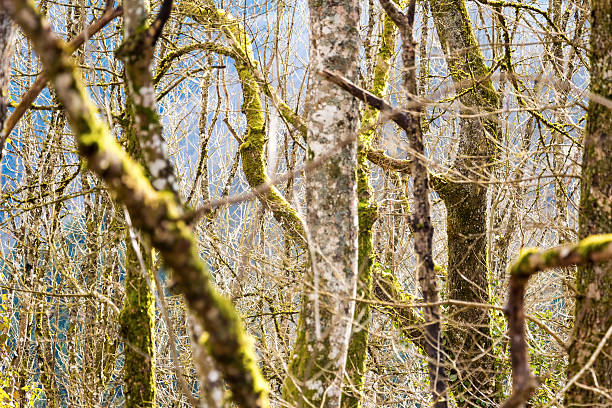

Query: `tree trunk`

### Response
(283, 0, 360, 406)
(428, 0, 501, 404)
(342, 12, 397, 408)
(565, 0, 612, 403)
(0, 11, 14, 157)
(119, 1, 160, 406)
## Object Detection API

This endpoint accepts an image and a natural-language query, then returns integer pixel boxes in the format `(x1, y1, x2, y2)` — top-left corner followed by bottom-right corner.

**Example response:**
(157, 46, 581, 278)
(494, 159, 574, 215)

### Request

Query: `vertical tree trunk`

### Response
(428, 0, 500, 404)
(343, 13, 397, 408)
(283, 0, 360, 406)
(0, 11, 14, 156)
(119, 1, 158, 406)
(565, 0, 612, 403)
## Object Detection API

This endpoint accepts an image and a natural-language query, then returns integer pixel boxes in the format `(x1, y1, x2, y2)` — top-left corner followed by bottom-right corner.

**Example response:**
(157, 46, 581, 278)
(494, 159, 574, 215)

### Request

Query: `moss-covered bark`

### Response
(428, 0, 500, 403)
(342, 13, 397, 408)
(0, 1, 270, 406)
(503, 235, 612, 407)
(565, 0, 612, 403)
(373, 267, 425, 345)
(120, 242, 156, 408)
(179, 0, 306, 248)
(116, 2, 161, 406)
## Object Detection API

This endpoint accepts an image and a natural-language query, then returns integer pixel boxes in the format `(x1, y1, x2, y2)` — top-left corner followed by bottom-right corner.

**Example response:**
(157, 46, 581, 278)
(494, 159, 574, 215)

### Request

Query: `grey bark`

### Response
(283, 0, 361, 406)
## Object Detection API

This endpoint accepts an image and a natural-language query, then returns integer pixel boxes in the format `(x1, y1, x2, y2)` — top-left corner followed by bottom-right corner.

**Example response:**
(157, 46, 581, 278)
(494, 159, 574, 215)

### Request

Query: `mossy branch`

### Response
(0, 1, 270, 406)
(179, 0, 307, 248)
(373, 267, 425, 347)
(343, 12, 398, 408)
(503, 234, 612, 408)
(178, 0, 307, 139)
(153, 42, 237, 84)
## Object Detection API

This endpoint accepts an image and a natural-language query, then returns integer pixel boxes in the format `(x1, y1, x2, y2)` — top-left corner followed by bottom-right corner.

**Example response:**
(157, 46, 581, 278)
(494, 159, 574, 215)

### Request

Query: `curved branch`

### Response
(503, 234, 612, 408)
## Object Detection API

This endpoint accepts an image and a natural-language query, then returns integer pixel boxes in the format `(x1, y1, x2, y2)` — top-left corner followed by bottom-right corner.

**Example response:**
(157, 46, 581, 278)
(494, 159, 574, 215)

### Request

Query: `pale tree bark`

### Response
(0, 1, 270, 407)
(321, 0, 451, 403)
(565, 0, 612, 403)
(283, 0, 361, 406)
(0, 11, 13, 157)
(428, 0, 501, 403)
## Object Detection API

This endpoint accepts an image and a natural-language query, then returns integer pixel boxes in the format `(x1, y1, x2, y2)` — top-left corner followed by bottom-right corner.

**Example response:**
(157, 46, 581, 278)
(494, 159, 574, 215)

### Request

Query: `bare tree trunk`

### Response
(428, 0, 501, 403)
(565, 0, 612, 403)
(0, 11, 14, 156)
(283, 0, 361, 405)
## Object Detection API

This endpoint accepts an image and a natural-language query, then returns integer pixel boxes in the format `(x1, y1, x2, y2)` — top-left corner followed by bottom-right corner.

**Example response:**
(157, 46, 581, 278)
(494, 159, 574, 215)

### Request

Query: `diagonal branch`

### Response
(320, 69, 416, 131)
(0, 4, 122, 148)
(0, 1, 270, 406)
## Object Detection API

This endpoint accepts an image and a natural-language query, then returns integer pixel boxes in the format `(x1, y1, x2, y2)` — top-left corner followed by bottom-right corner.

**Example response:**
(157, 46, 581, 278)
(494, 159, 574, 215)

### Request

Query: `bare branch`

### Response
(1, 4, 123, 145)
(503, 234, 612, 408)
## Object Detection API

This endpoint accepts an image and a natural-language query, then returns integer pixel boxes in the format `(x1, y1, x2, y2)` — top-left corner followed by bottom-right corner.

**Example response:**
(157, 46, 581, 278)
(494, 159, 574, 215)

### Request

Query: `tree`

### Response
(283, 0, 360, 405)
(0, 0, 269, 406)
(565, 0, 612, 403)
(0, 0, 606, 406)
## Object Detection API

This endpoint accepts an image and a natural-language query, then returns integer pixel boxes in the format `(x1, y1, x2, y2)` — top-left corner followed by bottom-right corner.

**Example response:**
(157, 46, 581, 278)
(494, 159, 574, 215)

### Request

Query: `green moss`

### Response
(120, 243, 156, 408)
(576, 234, 612, 258)
(541, 248, 560, 268)
(12, 2, 271, 406)
(342, 13, 397, 408)
(509, 248, 538, 276)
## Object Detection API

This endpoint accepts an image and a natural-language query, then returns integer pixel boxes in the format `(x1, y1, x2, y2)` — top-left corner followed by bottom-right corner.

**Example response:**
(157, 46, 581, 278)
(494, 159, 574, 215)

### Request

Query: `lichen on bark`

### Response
(565, 0, 612, 403)
(0, 1, 270, 406)
(428, 0, 501, 402)
(283, 0, 361, 406)
(117, 2, 161, 406)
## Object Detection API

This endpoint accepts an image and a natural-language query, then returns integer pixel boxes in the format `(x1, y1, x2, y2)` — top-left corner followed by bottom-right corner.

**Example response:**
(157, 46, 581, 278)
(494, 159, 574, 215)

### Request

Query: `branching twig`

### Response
(1, 4, 123, 145)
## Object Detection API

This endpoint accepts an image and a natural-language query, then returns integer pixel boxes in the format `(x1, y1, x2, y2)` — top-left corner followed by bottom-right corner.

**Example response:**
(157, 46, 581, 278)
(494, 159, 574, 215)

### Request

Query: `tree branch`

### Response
(0, 1, 270, 406)
(1, 3, 122, 147)
(320, 69, 416, 131)
(503, 234, 612, 408)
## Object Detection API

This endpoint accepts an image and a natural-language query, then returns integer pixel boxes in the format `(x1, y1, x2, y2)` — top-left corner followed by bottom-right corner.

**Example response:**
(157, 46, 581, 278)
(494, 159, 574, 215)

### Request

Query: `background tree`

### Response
(0, 0, 605, 406)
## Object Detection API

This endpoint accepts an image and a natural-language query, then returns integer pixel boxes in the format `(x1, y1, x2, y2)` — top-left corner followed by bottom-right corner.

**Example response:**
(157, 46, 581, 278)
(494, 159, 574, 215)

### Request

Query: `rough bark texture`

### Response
(565, 0, 612, 403)
(342, 13, 397, 408)
(283, 0, 360, 406)
(0, 11, 13, 156)
(117, 2, 161, 406)
(120, 242, 156, 408)
(428, 0, 500, 403)
(503, 235, 612, 408)
(378, 0, 449, 404)
(0, 1, 270, 406)
(116, 0, 177, 194)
